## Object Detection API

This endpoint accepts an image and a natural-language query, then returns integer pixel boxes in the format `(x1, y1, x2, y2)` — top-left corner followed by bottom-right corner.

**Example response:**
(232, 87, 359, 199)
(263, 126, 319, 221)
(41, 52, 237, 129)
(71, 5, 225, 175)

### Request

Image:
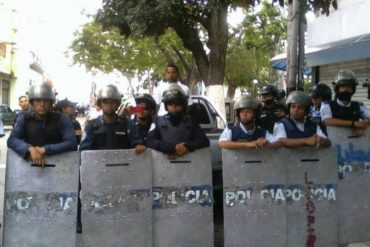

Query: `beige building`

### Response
(0, 0, 51, 110)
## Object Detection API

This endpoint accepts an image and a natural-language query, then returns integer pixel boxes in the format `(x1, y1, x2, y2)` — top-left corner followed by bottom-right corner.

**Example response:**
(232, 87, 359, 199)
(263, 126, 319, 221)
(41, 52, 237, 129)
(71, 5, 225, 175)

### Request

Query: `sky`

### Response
(6, 0, 246, 105)
(8, 0, 103, 104)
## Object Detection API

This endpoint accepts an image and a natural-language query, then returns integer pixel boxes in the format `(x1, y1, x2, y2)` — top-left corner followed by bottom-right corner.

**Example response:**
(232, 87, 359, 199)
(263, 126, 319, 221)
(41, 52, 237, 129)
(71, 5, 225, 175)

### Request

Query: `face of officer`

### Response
(167, 101, 183, 114)
(311, 95, 323, 108)
(135, 103, 155, 121)
(100, 99, 119, 116)
(336, 85, 354, 103)
(19, 96, 29, 111)
(260, 93, 275, 107)
(289, 103, 306, 122)
(166, 66, 179, 83)
(62, 106, 76, 117)
(238, 108, 255, 126)
(31, 99, 53, 118)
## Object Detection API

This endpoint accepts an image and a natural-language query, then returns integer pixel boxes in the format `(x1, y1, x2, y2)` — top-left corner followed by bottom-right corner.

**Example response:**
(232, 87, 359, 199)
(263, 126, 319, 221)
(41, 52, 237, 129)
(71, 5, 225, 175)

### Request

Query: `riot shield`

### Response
(222, 148, 288, 247)
(152, 148, 214, 247)
(223, 148, 338, 247)
(285, 147, 338, 247)
(80, 149, 152, 247)
(3, 149, 80, 247)
(327, 127, 370, 245)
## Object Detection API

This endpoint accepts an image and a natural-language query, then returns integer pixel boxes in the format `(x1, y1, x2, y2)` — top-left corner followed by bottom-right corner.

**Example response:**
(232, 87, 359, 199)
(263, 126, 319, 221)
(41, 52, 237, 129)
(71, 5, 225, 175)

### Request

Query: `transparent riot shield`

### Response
(223, 147, 337, 247)
(222, 148, 288, 247)
(285, 147, 338, 247)
(327, 126, 370, 245)
(152, 148, 214, 247)
(3, 149, 80, 247)
(80, 149, 153, 247)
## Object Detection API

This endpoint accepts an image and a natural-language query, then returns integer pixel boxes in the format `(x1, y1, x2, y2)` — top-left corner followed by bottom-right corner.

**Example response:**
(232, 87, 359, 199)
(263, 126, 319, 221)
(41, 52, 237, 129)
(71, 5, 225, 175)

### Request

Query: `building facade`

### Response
(307, 0, 370, 107)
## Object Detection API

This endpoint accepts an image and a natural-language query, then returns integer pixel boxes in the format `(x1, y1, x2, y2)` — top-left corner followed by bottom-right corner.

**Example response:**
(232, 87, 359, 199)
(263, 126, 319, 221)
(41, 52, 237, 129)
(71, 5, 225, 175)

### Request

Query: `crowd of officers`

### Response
(4, 66, 370, 234)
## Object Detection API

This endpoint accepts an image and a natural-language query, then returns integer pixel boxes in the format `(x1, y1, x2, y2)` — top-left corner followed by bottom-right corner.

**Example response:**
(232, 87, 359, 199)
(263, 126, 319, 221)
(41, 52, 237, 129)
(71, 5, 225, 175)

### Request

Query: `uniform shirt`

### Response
(79, 115, 141, 151)
(320, 99, 370, 121)
(153, 81, 191, 116)
(146, 114, 209, 153)
(7, 113, 77, 158)
(0, 117, 4, 137)
(218, 123, 277, 143)
(273, 118, 327, 139)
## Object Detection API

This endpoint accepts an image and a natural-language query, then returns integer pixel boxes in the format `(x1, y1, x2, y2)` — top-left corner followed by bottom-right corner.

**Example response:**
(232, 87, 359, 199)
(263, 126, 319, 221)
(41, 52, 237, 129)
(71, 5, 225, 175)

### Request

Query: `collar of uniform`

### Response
(239, 122, 256, 135)
(290, 117, 306, 125)
(336, 98, 352, 107)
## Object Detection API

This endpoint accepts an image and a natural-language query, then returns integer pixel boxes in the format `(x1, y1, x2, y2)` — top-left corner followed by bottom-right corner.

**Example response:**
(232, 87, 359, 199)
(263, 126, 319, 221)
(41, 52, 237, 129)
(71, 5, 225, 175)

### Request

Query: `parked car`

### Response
(0, 104, 16, 126)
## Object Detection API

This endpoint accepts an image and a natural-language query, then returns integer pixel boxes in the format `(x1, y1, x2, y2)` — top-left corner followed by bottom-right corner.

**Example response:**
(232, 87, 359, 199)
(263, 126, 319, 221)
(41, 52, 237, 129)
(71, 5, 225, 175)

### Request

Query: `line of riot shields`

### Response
(224, 126, 370, 247)
(3, 126, 370, 246)
(2, 148, 213, 247)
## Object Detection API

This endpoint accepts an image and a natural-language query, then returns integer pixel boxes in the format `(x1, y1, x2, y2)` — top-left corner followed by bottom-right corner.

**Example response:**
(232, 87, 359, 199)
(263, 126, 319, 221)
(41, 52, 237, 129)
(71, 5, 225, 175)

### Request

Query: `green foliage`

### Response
(67, 21, 192, 84)
(225, 1, 287, 94)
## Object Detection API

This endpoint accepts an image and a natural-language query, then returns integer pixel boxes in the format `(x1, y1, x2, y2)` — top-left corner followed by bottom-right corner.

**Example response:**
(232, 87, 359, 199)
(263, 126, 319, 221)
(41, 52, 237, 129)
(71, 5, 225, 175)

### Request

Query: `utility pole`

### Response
(287, 0, 305, 93)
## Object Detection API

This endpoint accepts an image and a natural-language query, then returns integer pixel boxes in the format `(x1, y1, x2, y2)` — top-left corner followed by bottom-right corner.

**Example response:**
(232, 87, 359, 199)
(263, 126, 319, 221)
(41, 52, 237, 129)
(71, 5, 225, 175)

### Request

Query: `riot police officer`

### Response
(218, 95, 280, 149)
(55, 98, 82, 144)
(7, 82, 77, 166)
(309, 83, 332, 135)
(79, 84, 144, 152)
(274, 91, 330, 148)
(146, 84, 209, 160)
(257, 84, 286, 133)
(134, 93, 157, 144)
(320, 69, 370, 136)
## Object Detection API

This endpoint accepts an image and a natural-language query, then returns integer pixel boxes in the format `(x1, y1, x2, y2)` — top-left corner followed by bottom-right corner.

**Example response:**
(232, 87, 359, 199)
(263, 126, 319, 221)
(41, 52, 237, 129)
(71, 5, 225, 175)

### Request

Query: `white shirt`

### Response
(218, 123, 278, 143)
(320, 99, 370, 121)
(273, 118, 327, 139)
(153, 81, 191, 116)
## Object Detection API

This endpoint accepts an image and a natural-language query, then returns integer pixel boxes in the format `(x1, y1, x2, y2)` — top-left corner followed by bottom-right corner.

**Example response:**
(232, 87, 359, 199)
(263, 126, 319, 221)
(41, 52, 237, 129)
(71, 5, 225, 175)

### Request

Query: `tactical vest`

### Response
(280, 117, 317, 139)
(157, 116, 193, 144)
(230, 125, 266, 142)
(258, 104, 284, 133)
(329, 100, 361, 121)
(136, 119, 152, 145)
(91, 117, 131, 150)
(23, 112, 63, 146)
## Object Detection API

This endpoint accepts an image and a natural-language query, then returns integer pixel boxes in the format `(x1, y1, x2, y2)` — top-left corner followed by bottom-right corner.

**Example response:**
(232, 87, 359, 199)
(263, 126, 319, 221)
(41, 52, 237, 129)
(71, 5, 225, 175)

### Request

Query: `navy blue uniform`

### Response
(230, 125, 267, 142)
(79, 116, 141, 150)
(133, 118, 152, 145)
(279, 117, 317, 138)
(146, 114, 210, 153)
(7, 111, 77, 158)
(257, 103, 286, 133)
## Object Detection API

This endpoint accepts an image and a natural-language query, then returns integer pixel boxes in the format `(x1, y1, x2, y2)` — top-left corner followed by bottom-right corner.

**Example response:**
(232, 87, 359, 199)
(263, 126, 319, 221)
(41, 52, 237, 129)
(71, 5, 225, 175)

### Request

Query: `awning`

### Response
(270, 53, 312, 75)
(306, 33, 370, 67)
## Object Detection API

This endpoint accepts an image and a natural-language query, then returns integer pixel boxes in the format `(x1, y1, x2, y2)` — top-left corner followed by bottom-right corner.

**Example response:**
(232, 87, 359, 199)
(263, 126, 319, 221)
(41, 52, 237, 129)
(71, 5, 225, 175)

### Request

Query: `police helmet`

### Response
(309, 83, 332, 101)
(333, 69, 358, 93)
(276, 89, 286, 99)
(27, 82, 57, 102)
(234, 95, 259, 111)
(96, 84, 122, 105)
(135, 93, 156, 110)
(162, 84, 187, 109)
(260, 84, 278, 97)
(286, 91, 311, 111)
